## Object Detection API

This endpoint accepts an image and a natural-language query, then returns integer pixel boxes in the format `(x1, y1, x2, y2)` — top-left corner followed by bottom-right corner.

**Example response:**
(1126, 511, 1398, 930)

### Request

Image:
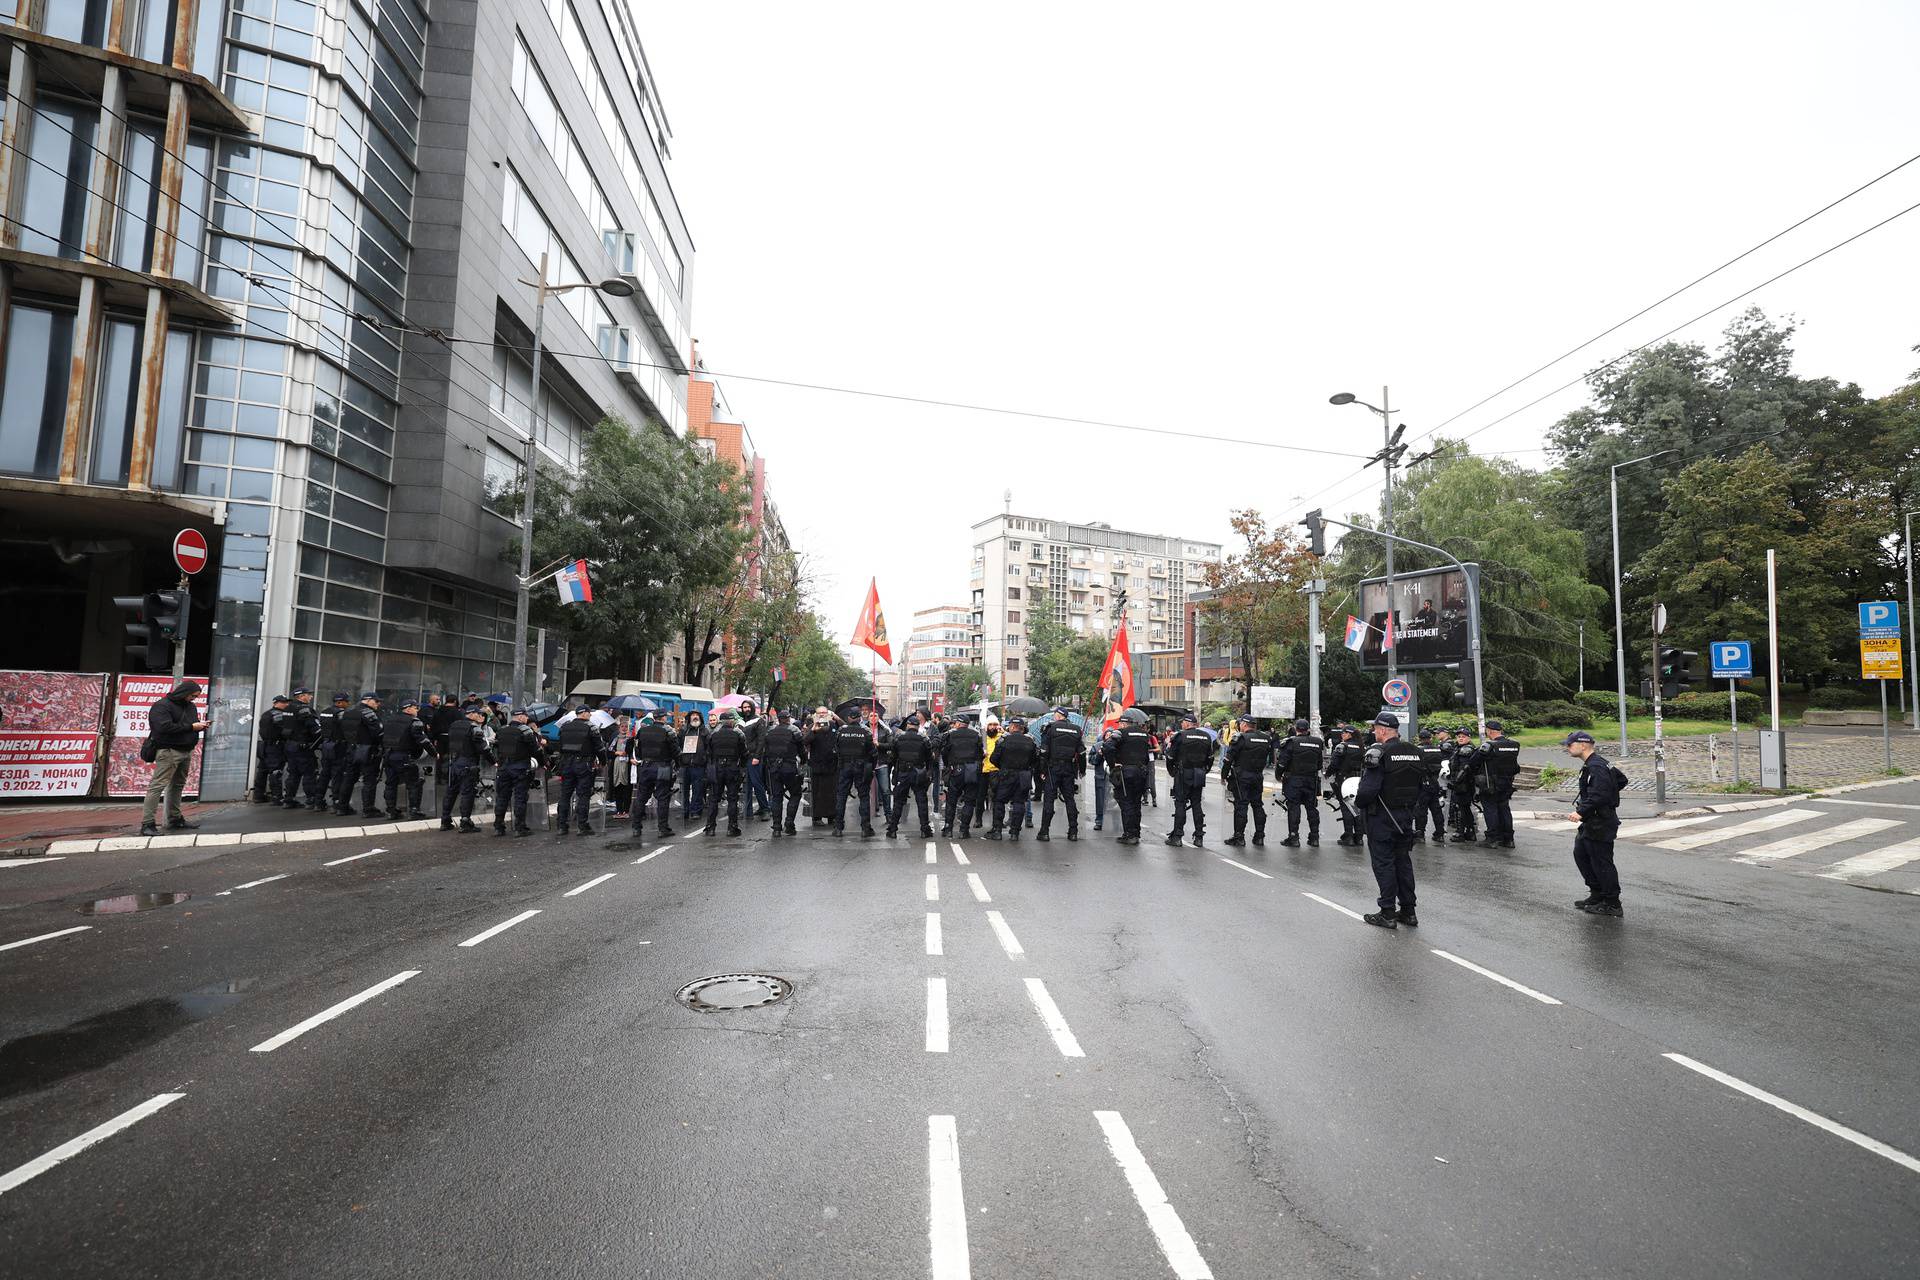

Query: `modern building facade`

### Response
(967, 512, 1220, 700)
(904, 602, 969, 710)
(0, 0, 695, 796)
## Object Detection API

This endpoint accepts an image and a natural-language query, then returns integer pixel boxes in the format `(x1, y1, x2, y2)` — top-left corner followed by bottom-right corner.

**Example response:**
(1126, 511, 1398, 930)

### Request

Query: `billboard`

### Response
(106, 675, 210, 798)
(1354, 564, 1480, 670)
(0, 670, 108, 797)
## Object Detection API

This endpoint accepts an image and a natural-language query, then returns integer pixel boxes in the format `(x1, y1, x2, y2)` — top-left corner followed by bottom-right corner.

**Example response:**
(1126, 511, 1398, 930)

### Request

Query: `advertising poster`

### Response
(106, 676, 211, 799)
(0, 670, 108, 797)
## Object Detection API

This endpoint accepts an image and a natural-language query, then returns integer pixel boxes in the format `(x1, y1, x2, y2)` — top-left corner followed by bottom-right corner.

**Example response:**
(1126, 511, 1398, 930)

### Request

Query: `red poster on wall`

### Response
(0, 670, 108, 798)
(106, 675, 210, 798)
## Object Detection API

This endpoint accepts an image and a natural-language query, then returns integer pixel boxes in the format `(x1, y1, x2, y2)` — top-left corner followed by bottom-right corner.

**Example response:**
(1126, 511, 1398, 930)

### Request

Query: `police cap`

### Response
(1009, 717, 1027, 730)
(465, 706, 486, 718)
(400, 698, 419, 710)
(1180, 711, 1198, 724)
(292, 687, 312, 698)
(575, 705, 593, 716)
(1237, 714, 1254, 726)
(511, 707, 531, 719)
(1562, 730, 1596, 746)
(1485, 719, 1504, 731)
(270, 693, 290, 704)
(1293, 719, 1309, 733)
(1371, 713, 1399, 729)
(1453, 727, 1472, 737)
(1418, 728, 1434, 740)
(359, 691, 380, 702)
(332, 692, 351, 703)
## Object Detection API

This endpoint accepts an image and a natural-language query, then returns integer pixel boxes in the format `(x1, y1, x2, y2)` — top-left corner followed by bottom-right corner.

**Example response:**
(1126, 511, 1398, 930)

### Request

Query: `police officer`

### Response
(938, 716, 985, 837)
(885, 714, 936, 838)
(440, 703, 489, 832)
(1164, 712, 1217, 847)
(1479, 720, 1522, 848)
(492, 707, 545, 836)
(1103, 718, 1154, 846)
(381, 698, 433, 819)
(253, 694, 291, 803)
(1274, 719, 1324, 847)
(626, 711, 679, 838)
(1325, 723, 1366, 846)
(984, 716, 1039, 840)
(281, 689, 322, 810)
(338, 692, 385, 817)
(927, 713, 949, 810)
(761, 708, 807, 835)
(1354, 712, 1424, 929)
(314, 692, 351, 812)
(832, 710, 879, 837)
(1090, 731, 1109, 831)
(807, 708, 839, 827)
(1221, 714, 1274, 847)
(1036, 711, 1085, 841)
(705, 710, 749, 836)
(426, 693, 461, 758)
(1412, 728, 1447, 841)
(1561, 730, 1625, 916)
(1446, 727, 1481, 841)
(555, 705, 605, 836)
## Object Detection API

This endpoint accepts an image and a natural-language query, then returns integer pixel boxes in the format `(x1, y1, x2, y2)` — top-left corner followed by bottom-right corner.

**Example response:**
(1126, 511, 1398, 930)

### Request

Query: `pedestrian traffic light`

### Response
(1302, 509, 1326, 557)
(151, 587, 189, 641)
(1655, 646, 1699, 699)
(1447, 662, 1476, 706)
(112, 590, 177, 672)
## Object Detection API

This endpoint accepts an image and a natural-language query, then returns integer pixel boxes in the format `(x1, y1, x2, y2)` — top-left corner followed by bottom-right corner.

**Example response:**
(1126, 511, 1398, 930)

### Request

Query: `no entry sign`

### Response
(173, 528, 208, 575)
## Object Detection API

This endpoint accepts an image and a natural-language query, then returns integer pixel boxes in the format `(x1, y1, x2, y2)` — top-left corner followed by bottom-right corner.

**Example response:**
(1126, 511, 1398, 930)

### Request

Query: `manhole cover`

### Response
(675, 973, 793, 1012)
(78, 892, 191, 916)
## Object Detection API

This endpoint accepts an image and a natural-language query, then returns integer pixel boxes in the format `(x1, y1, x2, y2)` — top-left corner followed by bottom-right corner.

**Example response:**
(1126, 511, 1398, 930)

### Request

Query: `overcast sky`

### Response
(644, 1, 1920, 668)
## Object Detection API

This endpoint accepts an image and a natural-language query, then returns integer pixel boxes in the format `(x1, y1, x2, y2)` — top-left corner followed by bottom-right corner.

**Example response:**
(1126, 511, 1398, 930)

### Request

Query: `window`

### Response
(20, 97, 96, 261)
(1008, 540, 1020, 552)
(483, 442, 520, 519)
(1006, 610, 1021, 624)
(1007, 587, 1020, 600)
(1006, 658, 1019, 671)
(1007, 565, 1019, 577)
(0, 305, 75, 479)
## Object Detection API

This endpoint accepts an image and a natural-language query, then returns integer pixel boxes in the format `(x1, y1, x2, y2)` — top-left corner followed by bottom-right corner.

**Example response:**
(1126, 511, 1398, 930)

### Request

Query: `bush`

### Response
(1670, 690, 1763, 720)
(1517, 699, 1594, 729)
(1483, 701, 1529, 730)
(1574, 689, 1650, 717)
(1807, 686, 1875, 710)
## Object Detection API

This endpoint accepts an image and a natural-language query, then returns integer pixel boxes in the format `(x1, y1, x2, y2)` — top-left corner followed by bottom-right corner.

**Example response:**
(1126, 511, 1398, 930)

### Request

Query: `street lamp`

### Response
(1331, 388, 1406, 687)
(1609, 449, 1674, 754)
(1906, 510, 1918, 730)
(510, 255, 636, 710)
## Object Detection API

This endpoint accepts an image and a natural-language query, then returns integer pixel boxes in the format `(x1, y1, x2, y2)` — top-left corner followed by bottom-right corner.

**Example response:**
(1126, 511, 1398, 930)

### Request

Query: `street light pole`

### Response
(1330, 388, 1407, 688)
(1906, 509, 1917, 730)
(1609, 449, 1673, 755)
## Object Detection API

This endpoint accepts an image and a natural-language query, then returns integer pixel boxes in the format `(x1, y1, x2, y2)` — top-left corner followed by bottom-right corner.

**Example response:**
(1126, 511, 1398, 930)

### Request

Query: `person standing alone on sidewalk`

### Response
(1562, 731, 1625, 917)
(139, 680, 208, 836)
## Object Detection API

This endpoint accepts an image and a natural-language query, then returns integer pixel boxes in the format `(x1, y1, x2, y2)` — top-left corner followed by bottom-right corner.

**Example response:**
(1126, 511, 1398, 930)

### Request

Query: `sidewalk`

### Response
(1512, 772, 1918, 821)
(1519, 726, 1915, 794)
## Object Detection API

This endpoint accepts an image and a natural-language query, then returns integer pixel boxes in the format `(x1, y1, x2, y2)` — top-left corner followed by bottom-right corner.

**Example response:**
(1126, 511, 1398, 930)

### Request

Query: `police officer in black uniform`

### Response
(807, 708, 840, 828)
(1562, 730, 1625, 916)
(1036, 711, 1085, 841)
(626, 712, 678, 837)
(832, 712, 878, 837)
(938, 717, 985, 837)
(381, 698, 433, 819)
(1413, 728, 1447, 841)
(493, 707, 544, 836)
(1103, 718, 1154, 845)
(984, 717, 1038, 840)
(1479, 720, 1521, 847)
(1446, 727, 1480, 841)
(1164, 712, 1217, 847)
(339, 692, 385, 817)
(1325, 723, 1366, 846)
(440, 703, 489, 832)
(281, 688, 322, 810)
(1221, 715, 1274, 847)
(253, 693, 291, 803)
(1354, 712, 1424, 929)
(314, 692, 351, 812)
(761, 708, 807, 835)
(884, 714, 936, 838)
(705, 710, 749, 836)
(1274, 719, 1323, 847)
(555, 705, 606, 836)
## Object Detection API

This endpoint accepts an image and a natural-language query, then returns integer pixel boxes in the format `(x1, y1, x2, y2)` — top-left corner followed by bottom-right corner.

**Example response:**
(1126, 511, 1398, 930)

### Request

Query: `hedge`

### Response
(1668, 690, 1763, 720)
(1807, 686, 1875, 710)
(1574, 689, 1651, 717)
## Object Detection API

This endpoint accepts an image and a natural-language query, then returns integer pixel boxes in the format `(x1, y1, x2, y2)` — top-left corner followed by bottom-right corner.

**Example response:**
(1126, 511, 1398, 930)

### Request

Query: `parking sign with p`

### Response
(1858, 601, 1899, 636)
(1709, 641, 1752, 679)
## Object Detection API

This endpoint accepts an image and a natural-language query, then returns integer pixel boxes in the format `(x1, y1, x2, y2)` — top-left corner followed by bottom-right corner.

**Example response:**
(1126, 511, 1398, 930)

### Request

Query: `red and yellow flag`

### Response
(1098, 621, 1134, 727)
(852, 578, 892, 663)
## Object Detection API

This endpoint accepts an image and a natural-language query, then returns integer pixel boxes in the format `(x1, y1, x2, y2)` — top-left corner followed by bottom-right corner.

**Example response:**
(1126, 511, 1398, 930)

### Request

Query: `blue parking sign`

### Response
(1709, 641, 1752, 679)
(1858, 601, 1899, 637)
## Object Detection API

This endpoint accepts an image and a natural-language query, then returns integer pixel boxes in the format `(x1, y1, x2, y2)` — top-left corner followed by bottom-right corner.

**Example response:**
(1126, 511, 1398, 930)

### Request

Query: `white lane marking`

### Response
(563, 872, 617, 897)
(950, 843, 970, 865)
(1301, 891, 1365, 922)
(1023, 978, 1085, 1058)
(1216, 856, 1273, 879)
(215, 873, 291, 896)
(1093, 1110, 1214, 1279)
(925, 873, 939, 902)
(322, 850, 382, 866)
(1731, 818, 1904, 865)
(0, 857, 65, 868)
(1653, 808, 1823, 851)
(1815, 798, 1920, 811)
(249, 969, 421, 1052)
(927, 1115, 970, 1278)
(458, 909, 542, 947)
(634, 844, 672, 864)
(926, 912, 943, 957)
(1431, 949, 1563, 1005)
(0, 925, 93, 953)
(1663, 1052, 1920, 1176)
(985, 910, 1024, 958)
(925, 840, 937, 863)
(1819, 837, 1920, 882)
(1616, 815, 1719, 836)
(0, 1093, 186, 1198)
(926, 977, 949, 1053)
(966, 873, 991, 903)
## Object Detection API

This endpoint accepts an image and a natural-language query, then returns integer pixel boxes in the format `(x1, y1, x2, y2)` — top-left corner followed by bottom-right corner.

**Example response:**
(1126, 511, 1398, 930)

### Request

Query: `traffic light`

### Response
(112, 590, 181, 672)
(151, 587, 188, 643)
(1655, 646, 1699, 699)
(1302, 509, 1326, 557)
(1447, 662, 1477, 706)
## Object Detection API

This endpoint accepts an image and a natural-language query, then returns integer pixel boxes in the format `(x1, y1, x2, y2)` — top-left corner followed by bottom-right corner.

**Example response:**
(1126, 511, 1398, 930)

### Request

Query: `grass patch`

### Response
(1533, 764, 1570, 789)
(1510, 718, 1730, 747)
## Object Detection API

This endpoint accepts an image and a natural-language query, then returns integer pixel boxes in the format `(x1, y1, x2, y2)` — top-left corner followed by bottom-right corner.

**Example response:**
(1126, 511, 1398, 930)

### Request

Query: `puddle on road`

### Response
(0, 979, 255, 1099)
(77, 891, 192, 915)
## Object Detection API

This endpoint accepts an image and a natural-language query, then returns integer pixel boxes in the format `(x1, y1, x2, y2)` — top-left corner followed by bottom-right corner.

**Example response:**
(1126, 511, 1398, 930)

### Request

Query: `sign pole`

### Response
(172, 573, 189, 681)
(1651, 605, 1666, 804)
(1730, 677, 1739, 785)
(1882, 679, 1892, 773)
(1306, 578, 1323, 739)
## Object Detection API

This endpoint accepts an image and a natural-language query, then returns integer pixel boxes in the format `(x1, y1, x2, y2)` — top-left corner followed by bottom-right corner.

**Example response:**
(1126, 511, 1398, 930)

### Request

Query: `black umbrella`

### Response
(523, 701, 565, 725)
(1118, 707, 1149, 724)
(1004, 695, 1048, 717)
(834, 696, 883, 719)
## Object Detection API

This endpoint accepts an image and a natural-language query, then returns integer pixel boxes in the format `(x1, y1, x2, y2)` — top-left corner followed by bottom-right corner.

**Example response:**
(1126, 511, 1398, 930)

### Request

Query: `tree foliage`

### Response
(944, 663, 991, 709)
(772, 610, 867, 712)
(1198, 511, 1316, 700)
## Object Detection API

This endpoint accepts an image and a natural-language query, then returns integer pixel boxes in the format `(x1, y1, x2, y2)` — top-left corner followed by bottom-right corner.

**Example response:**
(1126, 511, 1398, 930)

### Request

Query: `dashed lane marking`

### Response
(966, 873, 991, 903)
(925, 840, 938, 863)
(926, 873, 939, 902)
(215, 873, 291, 896)
(1093, 1110, 1213, 1279)
(563, 872, 617, 897)
(322, 849, 382, 866)
(1215, 856, 1273, 879)
(634, 844, 672, 864)
(1024, 978, 1085, 1058)
(926, 977, 949, 1053)
(927, 1115, 971, 1278)
(0, 857, 65, 868)
(985, 910, 1025, 959)
(949, 843, 970, 865)
(1431, 949, 1562, 1005)
(249, 969, 420, 1052)
(0, 1093, 186, 1198)
(926, 912, 943, 957)
(0, 925, 92, 954)
(1663, 1053, 1920, 1177)
(1300, 891, 1365, 922)
(457, 910, 542, 948)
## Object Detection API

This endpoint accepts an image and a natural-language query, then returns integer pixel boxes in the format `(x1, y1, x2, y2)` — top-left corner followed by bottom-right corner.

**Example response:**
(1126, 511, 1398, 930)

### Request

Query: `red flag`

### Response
(851, 578, 892, 663)
(1098, 621, 1134, 727)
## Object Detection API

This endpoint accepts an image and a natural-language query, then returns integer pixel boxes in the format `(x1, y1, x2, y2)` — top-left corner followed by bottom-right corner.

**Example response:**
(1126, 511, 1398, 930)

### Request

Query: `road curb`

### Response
(45, 818, 442, 856)
(1514, 771, 1912, 822)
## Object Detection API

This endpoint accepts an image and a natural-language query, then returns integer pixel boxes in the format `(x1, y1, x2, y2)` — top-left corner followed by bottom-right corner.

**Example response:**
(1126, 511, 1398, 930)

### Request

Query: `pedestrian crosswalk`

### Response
(1581, 803, 1920, 893)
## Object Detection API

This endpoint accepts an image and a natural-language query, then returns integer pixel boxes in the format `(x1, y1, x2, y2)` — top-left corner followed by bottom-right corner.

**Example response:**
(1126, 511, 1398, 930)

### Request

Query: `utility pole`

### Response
(1651, 603, 1667, 804)
(1305, 577, 1324, 738)
(1379, 385, 1397, 687)
(1577, 620, 1585, 695)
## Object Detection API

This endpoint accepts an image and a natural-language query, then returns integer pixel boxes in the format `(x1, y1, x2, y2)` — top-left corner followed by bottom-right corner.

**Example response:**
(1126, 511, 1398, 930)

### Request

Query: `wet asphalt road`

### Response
(2, 786, 1917, 1279)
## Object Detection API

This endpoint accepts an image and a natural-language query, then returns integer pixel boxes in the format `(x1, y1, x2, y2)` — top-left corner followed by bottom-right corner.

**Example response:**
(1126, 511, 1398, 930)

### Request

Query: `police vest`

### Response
(497, 724, 541, 765)
(557, 719, 599, 757)
(1227, 731, 1273, 776)
(1279, 735, 1323, 777)
(1170, 729, 1213, 768)
(943, 729, 984, 764)
(1483, 739, 1521, 784)
(632, 724, 676, 763)
(1109, 729, 1152, 768)
(762, 725, 803, 765)
(993, 733, 1039, 771)
(1042, 723, 1082, 764)
(708, 727, 747, 764)
(834, 726, 876, 763)
(893, 732, 932, 767)
(1374, 739, 1425, 807)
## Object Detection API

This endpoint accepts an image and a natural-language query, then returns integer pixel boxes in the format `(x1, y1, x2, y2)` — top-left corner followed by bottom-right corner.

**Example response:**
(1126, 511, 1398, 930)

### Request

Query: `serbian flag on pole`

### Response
(851, 578, 892, 663)
(1343, 615, 1367, 651)
(1098, 621, 1135, 727)
(555, 559, 593, 605)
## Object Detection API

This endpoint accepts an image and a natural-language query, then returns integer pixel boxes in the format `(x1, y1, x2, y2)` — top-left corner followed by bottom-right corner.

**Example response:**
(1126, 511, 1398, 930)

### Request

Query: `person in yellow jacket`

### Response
(981, 716, 1002, 777)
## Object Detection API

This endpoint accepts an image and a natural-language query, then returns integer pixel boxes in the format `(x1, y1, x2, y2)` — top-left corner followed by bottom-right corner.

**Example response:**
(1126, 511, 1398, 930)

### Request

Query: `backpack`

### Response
(1609, 765, 1629, 791)
(140, 736, 159, 763)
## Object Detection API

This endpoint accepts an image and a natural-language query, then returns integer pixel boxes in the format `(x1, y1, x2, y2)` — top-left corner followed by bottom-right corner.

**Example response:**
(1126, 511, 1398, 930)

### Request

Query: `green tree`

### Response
(945, 663, 991, 709)
(725, 547, 814, 698)
(1022, 586, 1074, 702)
(1038, 636, 1109, 709)
(773, 611, 866, 712)
(1199, 510, 1316, 704)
